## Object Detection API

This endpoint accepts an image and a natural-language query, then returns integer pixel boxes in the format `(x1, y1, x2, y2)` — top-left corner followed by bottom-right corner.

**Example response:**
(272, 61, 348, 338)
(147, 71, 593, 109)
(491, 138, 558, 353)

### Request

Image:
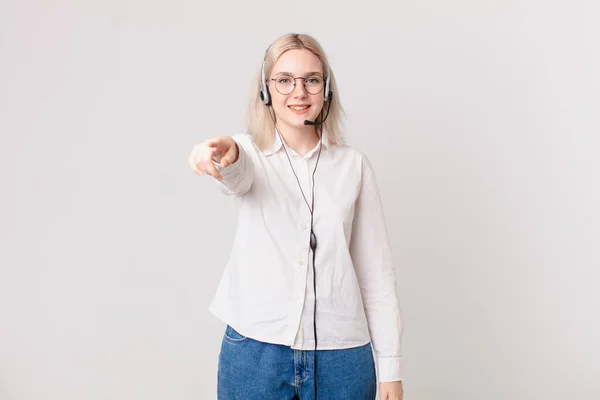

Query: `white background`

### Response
(1, 0, 598, 399)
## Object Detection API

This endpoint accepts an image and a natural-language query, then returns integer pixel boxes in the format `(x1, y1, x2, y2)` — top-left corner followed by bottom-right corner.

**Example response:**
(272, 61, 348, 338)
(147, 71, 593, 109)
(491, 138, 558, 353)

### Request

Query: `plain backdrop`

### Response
(1, 0, 598, 399)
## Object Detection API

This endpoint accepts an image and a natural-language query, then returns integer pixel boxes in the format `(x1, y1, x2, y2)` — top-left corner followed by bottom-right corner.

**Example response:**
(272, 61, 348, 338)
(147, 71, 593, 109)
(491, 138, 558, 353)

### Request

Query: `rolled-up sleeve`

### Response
(213, 135, 254, 196)
(349, 155, 404, 382)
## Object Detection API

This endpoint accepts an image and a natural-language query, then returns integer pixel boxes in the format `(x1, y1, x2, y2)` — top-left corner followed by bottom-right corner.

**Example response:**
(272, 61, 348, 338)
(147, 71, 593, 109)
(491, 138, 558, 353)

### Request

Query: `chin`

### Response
(295, 113, 321, 125)
(281, 117, 310, 128)
(295, 118, 316, 128)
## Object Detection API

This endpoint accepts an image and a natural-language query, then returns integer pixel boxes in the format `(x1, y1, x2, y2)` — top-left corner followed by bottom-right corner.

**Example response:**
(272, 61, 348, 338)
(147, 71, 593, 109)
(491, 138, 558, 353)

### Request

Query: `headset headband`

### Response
(259, 45, 331, 106)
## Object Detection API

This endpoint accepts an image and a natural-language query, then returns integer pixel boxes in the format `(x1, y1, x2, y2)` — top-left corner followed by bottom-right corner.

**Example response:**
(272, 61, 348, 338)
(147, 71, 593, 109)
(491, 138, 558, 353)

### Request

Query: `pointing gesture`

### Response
(189, 136, 239, 181)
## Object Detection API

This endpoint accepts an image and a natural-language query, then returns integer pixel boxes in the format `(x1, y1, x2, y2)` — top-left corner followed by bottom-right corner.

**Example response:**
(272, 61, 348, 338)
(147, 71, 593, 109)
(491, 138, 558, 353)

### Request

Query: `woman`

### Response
(189, 33, 404, 400)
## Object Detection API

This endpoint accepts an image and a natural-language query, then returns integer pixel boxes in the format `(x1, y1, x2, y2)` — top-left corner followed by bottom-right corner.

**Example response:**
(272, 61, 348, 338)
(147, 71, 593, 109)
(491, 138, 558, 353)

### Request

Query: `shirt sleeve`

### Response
(349, 154, 404, 382)
(213, 134, 254, 196)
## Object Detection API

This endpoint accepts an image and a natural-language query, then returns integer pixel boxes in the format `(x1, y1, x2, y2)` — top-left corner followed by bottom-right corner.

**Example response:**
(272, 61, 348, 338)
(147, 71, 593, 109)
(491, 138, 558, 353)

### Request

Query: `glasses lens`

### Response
(304, 75, 324, 95)
(275, 75, 295, 95)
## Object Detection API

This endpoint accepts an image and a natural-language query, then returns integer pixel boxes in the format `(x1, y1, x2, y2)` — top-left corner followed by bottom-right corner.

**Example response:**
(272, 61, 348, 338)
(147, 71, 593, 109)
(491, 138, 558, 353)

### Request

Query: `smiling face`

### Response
(268, 49, 326, 132)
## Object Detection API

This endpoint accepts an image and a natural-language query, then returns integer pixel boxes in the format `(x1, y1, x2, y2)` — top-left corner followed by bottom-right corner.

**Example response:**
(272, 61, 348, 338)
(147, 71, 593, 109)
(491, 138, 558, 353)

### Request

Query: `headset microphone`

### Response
(304, 91, 334, 126)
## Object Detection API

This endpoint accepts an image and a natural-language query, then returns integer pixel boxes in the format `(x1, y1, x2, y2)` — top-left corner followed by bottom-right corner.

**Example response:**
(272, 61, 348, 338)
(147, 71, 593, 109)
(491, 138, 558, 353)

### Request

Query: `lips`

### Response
(288, 104, 311, 114)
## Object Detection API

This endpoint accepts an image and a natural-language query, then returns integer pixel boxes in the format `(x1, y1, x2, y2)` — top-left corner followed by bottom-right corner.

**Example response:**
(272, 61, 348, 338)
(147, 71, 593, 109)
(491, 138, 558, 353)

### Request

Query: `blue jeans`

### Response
(217, 325, 377, 399)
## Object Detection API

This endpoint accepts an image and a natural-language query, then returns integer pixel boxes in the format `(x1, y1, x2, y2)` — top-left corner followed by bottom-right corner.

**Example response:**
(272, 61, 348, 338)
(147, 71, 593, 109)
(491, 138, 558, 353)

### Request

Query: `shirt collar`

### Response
(262, 128, 330, 157)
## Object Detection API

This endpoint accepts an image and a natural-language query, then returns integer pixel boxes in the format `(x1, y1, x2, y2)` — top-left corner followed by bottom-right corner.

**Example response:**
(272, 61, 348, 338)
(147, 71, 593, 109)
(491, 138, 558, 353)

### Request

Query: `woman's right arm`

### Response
(188, 135, 254, 196)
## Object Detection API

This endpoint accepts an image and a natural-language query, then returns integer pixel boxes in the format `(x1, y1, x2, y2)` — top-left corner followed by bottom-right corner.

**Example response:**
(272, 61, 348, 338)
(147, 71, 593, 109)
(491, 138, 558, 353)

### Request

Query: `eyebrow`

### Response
(272, 71, 324, 76)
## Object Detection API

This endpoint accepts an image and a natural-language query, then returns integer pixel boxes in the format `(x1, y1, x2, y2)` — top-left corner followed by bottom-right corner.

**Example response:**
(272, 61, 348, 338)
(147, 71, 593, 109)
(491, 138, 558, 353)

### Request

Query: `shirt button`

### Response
(302, 224, 308, 230)
(298, 260, 304, 265)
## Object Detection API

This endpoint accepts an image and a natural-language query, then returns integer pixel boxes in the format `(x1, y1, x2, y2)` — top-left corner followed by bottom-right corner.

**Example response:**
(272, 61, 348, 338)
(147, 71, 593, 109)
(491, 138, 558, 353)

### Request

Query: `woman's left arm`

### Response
(349, 154, 405, 392)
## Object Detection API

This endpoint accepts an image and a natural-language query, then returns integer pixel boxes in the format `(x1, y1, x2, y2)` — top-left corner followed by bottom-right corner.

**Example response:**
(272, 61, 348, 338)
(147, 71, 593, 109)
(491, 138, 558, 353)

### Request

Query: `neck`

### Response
(276, 124, 320, 157)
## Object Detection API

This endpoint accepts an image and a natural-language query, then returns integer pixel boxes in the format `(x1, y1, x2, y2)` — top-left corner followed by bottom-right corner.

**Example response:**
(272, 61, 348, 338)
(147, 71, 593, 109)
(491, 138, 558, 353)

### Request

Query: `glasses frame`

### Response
(269, 74, 326, 96)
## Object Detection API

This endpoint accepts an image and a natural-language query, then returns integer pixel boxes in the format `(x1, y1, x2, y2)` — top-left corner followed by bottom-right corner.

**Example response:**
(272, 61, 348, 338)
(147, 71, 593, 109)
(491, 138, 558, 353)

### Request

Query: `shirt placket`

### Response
(289, 155, 315, 346)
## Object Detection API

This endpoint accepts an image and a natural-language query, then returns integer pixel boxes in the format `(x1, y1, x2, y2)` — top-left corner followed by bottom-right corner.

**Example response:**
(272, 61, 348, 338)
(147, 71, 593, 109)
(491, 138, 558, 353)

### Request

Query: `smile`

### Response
(288, 105, 311, 113)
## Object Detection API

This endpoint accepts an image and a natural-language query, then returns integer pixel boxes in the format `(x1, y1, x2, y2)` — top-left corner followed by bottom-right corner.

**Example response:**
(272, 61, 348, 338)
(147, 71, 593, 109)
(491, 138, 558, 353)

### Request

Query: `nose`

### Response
(291, 78, 308, 97)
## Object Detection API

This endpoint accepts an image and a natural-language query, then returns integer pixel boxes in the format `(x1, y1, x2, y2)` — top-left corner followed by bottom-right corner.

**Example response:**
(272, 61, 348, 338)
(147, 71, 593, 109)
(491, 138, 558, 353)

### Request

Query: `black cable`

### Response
(276, 129, 322, 400)
(309, 130, 321, 400)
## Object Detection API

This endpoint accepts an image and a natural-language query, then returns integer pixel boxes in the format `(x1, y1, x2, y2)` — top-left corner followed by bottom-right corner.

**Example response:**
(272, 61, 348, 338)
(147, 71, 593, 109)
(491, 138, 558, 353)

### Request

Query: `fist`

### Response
(189, 136, 239, 181)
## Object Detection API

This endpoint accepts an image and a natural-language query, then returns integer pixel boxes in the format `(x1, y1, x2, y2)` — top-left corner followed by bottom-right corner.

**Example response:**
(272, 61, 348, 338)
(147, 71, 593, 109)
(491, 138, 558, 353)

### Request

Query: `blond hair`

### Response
(245, 33, 346, 151)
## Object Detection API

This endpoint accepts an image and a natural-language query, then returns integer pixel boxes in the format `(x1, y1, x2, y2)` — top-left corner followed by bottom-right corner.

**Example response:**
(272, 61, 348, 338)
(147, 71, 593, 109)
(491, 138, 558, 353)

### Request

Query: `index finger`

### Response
(199, 158, 223, 181)
(188, 151, 204, 175)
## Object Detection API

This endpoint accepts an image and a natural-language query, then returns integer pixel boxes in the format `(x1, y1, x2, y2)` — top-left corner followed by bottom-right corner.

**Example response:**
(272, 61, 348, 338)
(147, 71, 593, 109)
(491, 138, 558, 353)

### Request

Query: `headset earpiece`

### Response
(324, 72, 331, 101)
(260, 59, 272, 106)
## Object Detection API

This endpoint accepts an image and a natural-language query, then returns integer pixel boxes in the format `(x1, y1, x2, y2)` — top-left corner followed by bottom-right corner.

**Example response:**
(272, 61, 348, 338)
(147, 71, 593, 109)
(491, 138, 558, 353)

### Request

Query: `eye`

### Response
(306, 76, 323, 85)
(277, 76, 293, 84)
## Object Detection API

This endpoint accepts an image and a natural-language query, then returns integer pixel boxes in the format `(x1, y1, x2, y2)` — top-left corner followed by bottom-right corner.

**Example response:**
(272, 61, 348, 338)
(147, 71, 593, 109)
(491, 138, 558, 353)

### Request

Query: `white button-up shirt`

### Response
(207, 131, 404, 382)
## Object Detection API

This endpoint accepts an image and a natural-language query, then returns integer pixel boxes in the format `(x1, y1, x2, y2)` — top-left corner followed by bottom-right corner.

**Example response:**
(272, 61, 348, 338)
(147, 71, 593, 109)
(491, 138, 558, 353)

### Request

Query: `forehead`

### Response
(271, 49, 323, 75)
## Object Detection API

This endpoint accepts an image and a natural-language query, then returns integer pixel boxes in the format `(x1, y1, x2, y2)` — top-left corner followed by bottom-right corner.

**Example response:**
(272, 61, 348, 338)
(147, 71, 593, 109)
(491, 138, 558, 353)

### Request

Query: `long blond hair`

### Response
(245, 33, 346, 151)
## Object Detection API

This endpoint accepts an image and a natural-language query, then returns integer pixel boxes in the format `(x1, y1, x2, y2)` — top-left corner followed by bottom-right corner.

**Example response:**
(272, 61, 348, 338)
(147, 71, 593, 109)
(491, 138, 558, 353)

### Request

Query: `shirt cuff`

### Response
(376, 356, 404, 382)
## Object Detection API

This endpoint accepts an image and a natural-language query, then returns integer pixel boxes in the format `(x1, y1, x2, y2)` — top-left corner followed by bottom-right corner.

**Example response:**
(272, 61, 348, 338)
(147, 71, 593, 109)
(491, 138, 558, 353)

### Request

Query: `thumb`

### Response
(219, 140, 238, 168)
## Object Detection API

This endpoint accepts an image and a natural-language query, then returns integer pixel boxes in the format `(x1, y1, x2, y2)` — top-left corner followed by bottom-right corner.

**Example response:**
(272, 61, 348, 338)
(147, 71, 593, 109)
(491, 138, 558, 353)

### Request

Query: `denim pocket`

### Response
(223, 324, 249, 343)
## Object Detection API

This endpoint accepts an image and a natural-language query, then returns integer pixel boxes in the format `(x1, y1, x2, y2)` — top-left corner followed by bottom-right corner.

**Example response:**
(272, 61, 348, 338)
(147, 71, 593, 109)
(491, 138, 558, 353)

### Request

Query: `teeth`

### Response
(289, 105, 309, 110)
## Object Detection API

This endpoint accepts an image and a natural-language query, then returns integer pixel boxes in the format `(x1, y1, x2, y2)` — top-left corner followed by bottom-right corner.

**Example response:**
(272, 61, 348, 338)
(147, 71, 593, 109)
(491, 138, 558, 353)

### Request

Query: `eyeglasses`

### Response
(269, 74, 325, 95)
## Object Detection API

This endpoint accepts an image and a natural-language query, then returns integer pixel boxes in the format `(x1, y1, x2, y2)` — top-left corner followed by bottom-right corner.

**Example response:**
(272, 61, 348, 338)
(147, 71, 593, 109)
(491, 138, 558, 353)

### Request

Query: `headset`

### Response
(259, 40, 333, 400)
(259, 50, 332, 107)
